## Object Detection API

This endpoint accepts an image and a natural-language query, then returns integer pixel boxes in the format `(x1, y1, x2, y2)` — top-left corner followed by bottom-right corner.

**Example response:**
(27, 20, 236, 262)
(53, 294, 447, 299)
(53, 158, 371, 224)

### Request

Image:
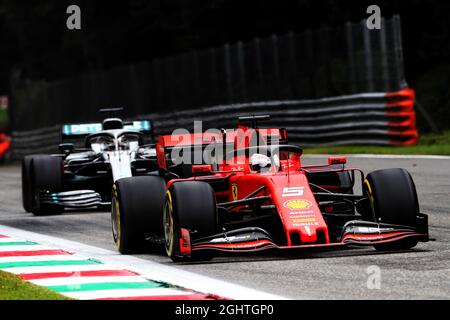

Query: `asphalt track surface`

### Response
(0, 156, 449, 299)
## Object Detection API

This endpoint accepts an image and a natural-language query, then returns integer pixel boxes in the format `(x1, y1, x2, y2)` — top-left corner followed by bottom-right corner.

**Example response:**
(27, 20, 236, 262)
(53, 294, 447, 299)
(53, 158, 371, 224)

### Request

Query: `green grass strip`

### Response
(0, 259, 102, 269)
(302, 130, 450, 156)
(0, 270, 71, 300)
(47, 281, 168, 292)
(0, 241, 37, 246)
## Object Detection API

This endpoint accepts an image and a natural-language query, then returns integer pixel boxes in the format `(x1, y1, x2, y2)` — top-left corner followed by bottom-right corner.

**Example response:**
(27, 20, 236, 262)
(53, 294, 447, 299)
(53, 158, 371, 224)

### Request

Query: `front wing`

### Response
(40, 190, 110, 210)
(179, 216, 429, 256)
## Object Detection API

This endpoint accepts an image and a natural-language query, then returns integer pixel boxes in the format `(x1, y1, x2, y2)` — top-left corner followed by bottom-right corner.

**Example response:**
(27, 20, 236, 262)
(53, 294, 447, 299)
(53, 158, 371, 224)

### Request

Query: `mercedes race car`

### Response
(111, 115, 429, 261)
(21, 109, 159, 215)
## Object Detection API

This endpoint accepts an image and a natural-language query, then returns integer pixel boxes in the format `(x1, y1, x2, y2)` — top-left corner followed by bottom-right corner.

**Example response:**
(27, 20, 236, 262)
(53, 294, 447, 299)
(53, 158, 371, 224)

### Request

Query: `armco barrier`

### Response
(12, 125, 61, 158)
(11, 89, 417, 159)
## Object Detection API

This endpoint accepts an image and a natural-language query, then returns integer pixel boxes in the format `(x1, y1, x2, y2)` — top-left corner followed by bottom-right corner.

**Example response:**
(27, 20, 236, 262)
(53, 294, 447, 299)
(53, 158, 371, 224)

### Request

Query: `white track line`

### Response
(5, 264, 120, 275)
(63, 288, 195, 300)
(0, 245, 55, 252)
(0, 238, 22, 242)
(0, 225, 288, 300)
(0, 255, 84, 263)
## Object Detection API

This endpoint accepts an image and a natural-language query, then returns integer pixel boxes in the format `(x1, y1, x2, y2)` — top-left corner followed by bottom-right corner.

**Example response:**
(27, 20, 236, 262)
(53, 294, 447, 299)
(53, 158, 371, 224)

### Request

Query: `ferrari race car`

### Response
(111, 115, 429, 261)
(21, 109, 159, 215)
(0, 133, 11, 164)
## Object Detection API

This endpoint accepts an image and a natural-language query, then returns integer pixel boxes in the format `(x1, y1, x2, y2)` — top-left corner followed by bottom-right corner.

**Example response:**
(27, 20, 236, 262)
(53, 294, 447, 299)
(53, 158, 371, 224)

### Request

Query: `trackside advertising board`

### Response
(62, 120, 152, 137)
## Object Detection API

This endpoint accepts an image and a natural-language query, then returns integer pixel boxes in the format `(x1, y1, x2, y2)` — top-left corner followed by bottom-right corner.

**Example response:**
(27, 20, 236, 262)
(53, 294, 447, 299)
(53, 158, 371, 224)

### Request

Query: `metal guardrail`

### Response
(12, 125, 61, 158)
(137, 89, 418, 146)
(11, 89, 418, 159)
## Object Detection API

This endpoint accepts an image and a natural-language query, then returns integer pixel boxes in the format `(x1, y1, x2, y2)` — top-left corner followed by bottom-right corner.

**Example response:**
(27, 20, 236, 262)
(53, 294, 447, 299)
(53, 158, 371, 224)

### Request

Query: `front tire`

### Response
(27, 155, 64, 216)
(363, 168, 419, 250)
(112, 176, 166, 254)
(163, 181, 218, 262)
(22, 156, 34, 212)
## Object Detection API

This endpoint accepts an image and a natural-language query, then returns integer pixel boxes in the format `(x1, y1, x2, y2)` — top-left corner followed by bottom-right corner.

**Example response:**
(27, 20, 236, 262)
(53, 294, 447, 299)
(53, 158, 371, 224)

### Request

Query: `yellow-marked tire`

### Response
(163, 190, 183, 262)
(163, 181, 217, 262)
(112, 176, 166, 254)
(363, 168, 419, 251)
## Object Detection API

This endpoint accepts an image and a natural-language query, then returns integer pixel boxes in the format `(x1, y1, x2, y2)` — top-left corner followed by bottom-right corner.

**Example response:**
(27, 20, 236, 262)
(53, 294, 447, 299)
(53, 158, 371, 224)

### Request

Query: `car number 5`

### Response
(282, 187, 304, 197)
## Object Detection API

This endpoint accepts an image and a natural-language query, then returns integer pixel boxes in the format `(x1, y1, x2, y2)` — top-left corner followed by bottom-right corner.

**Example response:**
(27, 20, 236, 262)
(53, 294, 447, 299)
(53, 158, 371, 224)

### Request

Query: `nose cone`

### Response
(271, 174, 329, 245)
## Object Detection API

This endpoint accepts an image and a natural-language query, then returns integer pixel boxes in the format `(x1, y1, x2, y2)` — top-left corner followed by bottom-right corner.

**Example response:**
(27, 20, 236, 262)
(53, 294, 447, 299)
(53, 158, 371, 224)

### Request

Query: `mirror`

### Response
(328, 156, 347, 165)
(58, 143, 74, 153)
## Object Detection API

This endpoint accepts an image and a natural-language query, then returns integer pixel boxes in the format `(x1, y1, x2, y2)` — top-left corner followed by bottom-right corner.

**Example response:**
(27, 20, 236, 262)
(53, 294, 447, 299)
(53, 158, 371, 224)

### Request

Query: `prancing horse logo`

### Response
(232, 183, 238, 201)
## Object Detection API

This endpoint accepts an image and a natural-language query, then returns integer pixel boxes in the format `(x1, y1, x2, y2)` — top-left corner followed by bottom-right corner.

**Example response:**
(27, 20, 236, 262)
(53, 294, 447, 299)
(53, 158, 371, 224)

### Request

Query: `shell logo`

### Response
(283, 199, 313, 210)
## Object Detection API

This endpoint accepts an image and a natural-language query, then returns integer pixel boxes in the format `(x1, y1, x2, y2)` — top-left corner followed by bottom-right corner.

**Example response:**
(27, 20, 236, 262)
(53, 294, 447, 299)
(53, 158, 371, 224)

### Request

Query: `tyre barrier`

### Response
(11, 89, 418, 159)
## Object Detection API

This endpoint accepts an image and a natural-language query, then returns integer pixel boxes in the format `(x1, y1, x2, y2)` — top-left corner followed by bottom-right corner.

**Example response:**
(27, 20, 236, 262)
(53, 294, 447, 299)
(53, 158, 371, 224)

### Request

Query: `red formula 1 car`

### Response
(111, 115, 429, 261)
(0, 133, 11, 164)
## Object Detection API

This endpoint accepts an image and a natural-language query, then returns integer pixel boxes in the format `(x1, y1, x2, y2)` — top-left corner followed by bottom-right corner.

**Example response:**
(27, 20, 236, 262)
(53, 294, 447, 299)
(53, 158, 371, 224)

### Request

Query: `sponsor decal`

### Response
(210, 235, 252, 243)
(124, 120, 151, 131)
(293, 222, 319, 227)
(289, 215, 315, 220)
(63, 123, 102, 135)
(289, 210, 314, 215)
(290, 216, 315, 220)
(292, 218, 316, 223)
(231, 183, 238, 201)
(283, 199, 313, 210)
(62, 121, 151, 136)
(282, 187, 304, 197)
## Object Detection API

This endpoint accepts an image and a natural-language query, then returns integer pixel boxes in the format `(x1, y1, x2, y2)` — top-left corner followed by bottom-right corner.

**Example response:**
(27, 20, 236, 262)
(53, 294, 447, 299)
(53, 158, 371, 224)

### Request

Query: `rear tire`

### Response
(163, 181, 217, 262)
(363, 168, 419, 250)
(28, 155, 64, 216)
(112, 176, 166, 254)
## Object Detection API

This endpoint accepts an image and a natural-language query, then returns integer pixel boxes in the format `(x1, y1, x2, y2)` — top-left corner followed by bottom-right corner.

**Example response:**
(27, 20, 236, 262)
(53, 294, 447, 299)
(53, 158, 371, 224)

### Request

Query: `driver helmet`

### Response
(249, 153, 272, 172)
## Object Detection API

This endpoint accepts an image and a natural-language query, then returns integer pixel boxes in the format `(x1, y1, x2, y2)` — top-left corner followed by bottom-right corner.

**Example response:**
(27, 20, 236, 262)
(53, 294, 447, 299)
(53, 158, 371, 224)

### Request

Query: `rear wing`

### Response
(156, 125, 287, 170)
(61, 120, 154, 140)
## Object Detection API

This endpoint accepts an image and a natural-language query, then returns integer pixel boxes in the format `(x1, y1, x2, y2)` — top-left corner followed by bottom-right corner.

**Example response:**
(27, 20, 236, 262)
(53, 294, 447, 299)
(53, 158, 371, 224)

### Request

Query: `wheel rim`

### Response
(163, 193, 174, 256)
(111, 187, 121, 249)
(363, 179, 378, 222)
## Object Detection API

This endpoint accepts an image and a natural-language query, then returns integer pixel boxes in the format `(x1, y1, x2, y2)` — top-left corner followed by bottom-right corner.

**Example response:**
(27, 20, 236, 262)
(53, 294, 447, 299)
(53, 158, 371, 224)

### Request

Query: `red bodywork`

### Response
(156, 123, 429, 256)
(0, 133, 11, 159)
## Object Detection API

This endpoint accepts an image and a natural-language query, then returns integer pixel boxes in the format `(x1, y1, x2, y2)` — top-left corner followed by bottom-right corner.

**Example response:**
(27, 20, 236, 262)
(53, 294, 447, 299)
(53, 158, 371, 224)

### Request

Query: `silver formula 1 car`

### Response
(21, 109, 159, 215)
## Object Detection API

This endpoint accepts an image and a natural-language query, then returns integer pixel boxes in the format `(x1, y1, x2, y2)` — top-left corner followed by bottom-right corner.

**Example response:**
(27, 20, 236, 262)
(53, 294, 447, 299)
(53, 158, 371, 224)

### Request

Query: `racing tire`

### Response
(363, 168, 419, 251)
(21, 155, 34, 212)
(29, 155, 64, 216)
(112, 176, 166, 254)
(163, 181, 218, 262)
